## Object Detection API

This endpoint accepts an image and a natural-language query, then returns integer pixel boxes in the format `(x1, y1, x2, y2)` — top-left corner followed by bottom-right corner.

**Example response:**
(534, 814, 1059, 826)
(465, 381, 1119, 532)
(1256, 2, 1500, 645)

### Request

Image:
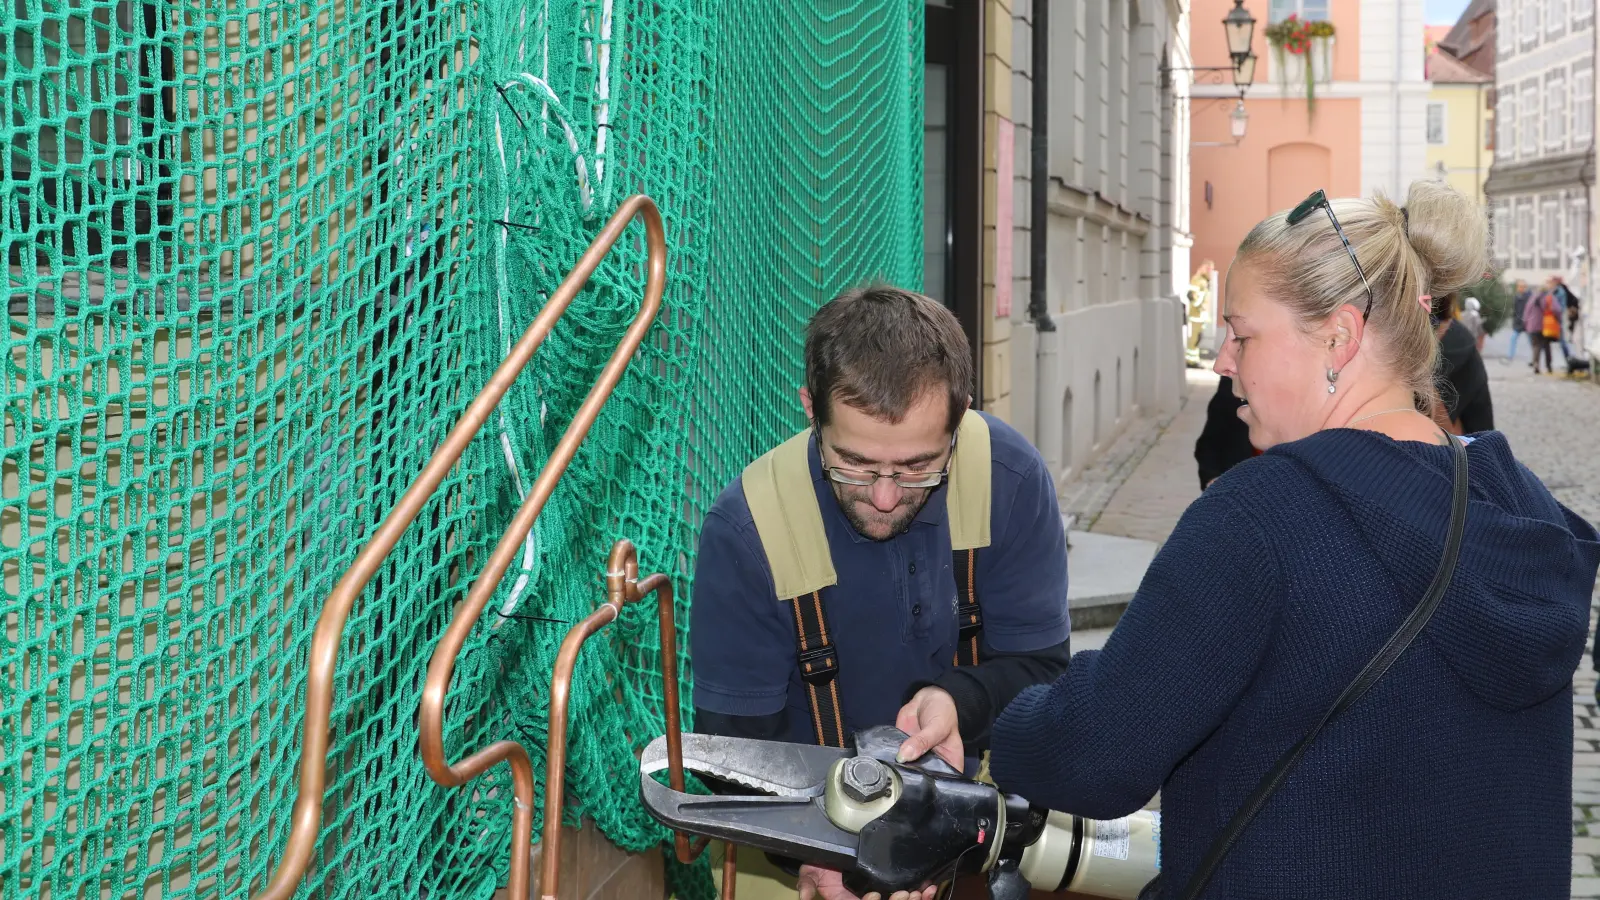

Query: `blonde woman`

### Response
(902, 182, 1600, 898)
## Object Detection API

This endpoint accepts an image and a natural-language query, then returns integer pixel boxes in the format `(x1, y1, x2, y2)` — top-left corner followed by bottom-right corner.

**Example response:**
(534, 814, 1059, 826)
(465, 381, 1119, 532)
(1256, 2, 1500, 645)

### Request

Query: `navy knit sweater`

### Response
(991, 430, 1600, 898)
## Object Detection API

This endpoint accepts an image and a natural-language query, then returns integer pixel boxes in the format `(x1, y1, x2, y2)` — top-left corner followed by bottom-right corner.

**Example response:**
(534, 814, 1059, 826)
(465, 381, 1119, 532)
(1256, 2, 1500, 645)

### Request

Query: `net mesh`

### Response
(1, 0, 922, 897)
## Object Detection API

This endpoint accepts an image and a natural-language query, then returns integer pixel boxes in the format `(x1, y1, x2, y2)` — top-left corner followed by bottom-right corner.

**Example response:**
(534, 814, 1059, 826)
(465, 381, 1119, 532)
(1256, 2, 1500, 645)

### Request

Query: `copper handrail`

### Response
(538, 539, 721, 899)
(253, 194, 666, 900)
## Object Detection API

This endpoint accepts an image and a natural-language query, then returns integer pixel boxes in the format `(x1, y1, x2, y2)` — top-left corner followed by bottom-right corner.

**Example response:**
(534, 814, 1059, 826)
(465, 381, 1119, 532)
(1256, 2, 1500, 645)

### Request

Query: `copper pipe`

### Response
(540, 540, 710, 899)
(723, 843, 738, 900)
(253, 195, 666, 900)
(655, 569, 709, 867)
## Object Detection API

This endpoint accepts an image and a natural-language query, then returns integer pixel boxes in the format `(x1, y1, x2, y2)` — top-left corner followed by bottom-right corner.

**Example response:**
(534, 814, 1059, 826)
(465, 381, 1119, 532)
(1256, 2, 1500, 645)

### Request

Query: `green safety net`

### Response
(1, 0, 922, 897)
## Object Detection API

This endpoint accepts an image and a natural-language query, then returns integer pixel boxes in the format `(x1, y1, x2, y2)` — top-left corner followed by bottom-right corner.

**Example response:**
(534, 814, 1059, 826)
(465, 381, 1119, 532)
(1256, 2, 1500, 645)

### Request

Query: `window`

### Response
(1268, 0, 1330, 23)
(1546, 73, 1568, 150)
(1523, 0, 1541, 48)
(1575, 67, 1594, 145)
(1499, 92, 1516, 159)
(1548, 0, 1568, 37)
(1426, 102, 1448, 144)
(10, 2, 174, 272)
(1516, 199, 1536, 268)
(1580, 0, 1596, 26)
(1501, 0, 1518, 53)
(1541, 197, 1563, 266)
(1521, 82, 1540, 157)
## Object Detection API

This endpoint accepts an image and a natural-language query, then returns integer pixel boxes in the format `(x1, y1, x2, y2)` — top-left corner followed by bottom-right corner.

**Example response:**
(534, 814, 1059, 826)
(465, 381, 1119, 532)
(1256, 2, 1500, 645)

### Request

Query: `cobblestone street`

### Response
(1065, 350, 1600, 894)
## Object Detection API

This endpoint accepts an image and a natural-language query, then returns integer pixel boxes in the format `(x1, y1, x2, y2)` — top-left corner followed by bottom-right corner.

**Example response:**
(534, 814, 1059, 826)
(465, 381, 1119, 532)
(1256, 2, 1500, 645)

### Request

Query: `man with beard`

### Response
(690, 284, 1070, 900)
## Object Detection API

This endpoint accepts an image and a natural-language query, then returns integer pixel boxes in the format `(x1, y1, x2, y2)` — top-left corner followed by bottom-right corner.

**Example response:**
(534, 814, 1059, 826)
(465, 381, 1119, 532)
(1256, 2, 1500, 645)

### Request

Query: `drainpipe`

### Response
(1031, 0, 1062, 485)
(1475, 82, 1483, 203)
(1394, 0, 1404, 197)
(1030, 0, 1056, 332)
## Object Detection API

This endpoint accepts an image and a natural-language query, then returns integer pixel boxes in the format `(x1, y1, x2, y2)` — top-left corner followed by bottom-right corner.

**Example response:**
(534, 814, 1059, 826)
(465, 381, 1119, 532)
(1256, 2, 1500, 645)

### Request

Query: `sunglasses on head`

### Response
(1286, 189, 1377, 320)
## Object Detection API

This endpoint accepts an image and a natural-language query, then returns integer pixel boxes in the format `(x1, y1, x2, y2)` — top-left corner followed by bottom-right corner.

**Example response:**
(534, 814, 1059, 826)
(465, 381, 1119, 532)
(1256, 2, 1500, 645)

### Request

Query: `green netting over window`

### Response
(1, 0, 922, 897)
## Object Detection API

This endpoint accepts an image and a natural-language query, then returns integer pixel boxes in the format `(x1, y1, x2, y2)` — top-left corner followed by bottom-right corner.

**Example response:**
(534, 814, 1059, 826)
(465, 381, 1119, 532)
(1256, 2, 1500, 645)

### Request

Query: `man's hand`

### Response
(796, 864, 938, 900)
(894, 686, 964, 769)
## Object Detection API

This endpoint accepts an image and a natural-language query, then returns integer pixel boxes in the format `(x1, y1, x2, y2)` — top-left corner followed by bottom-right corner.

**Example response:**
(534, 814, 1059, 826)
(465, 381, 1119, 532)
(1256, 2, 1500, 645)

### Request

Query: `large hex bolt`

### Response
(841, 756, 892, 803)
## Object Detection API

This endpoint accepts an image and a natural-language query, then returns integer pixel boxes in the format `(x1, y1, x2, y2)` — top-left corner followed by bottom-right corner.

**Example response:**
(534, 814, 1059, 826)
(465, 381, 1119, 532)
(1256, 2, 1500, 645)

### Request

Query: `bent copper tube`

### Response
(540, 539, 711, 899)
(253, 195, 666, 900)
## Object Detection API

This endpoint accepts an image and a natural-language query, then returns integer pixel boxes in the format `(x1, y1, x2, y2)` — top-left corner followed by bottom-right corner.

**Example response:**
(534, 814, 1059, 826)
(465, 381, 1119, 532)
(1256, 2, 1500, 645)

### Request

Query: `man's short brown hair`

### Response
(804, 283, 973, 432)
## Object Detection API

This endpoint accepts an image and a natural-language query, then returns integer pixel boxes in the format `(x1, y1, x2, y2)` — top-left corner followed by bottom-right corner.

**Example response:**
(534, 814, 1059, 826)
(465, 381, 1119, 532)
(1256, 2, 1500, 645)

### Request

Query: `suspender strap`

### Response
(953, 547, 983, 667)
(786, 590, 847, 748)
(790, 550, 985, 749)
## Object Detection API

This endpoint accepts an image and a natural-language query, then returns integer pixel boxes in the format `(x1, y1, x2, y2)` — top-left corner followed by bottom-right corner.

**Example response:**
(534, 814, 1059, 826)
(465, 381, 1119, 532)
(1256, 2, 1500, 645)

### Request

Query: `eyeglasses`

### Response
(1287, 189, 1377, 319)
(814, 428, 958, 489)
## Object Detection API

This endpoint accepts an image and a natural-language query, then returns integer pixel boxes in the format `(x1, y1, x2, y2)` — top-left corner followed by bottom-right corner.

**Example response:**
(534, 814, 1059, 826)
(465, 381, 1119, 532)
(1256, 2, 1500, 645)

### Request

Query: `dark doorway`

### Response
(925, 1, 984, 406)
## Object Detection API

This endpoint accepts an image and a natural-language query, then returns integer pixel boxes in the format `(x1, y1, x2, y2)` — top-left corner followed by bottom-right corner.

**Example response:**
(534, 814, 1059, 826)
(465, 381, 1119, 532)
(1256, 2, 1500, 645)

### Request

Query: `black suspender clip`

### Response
(798, 643, 840, 685)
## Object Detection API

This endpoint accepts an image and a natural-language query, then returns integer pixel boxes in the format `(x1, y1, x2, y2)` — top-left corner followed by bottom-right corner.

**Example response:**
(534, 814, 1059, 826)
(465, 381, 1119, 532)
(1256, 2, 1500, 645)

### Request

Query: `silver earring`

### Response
(1326, 368, 1339, 394)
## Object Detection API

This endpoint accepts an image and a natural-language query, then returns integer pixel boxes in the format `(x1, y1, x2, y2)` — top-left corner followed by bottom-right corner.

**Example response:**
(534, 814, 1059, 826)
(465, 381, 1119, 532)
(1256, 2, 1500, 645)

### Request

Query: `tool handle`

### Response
(986, 858, 1032, 900)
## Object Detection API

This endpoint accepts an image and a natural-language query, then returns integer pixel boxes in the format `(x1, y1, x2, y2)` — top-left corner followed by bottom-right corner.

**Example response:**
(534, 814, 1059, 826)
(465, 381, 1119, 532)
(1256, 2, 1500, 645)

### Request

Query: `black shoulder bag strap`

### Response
(1178, 434, 1470, 899)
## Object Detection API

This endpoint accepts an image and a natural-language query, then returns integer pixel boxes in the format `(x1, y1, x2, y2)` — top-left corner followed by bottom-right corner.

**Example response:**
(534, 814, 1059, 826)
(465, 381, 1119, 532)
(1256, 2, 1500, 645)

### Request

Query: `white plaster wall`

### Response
(1030, 298, 1153, 485)
(1360, 0, 1432, 199)
(1010, 0, 1188, 490)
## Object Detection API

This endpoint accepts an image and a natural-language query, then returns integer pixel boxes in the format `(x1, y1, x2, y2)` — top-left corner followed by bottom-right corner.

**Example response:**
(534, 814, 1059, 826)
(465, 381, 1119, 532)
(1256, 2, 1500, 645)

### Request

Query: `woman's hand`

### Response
(894, 686, 964, 769)
(796, 864, 939, 900)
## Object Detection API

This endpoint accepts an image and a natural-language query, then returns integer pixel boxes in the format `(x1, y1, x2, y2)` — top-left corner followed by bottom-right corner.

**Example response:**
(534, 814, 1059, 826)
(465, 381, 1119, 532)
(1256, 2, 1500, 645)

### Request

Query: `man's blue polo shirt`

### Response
(690, 411, 1070, 745)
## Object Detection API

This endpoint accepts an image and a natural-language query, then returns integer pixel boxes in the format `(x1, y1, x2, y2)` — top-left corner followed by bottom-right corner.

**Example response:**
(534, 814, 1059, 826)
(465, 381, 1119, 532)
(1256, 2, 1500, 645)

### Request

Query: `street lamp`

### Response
(1223, 0, 1257, 62)
(1232, 53, 1257, 90)
(1230, 100, 1250, 140)
(1160, 1, 1259, 94)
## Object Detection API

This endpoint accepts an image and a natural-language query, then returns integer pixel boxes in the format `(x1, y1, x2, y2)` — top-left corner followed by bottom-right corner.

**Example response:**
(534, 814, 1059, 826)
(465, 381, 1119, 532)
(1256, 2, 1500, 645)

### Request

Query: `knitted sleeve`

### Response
(987, 490, 1283, 821)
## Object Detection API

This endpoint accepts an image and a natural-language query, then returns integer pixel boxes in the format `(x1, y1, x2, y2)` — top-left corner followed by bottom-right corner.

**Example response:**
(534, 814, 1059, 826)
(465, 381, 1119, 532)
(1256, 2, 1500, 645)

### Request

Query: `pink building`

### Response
(1188, 0, 1428, 309)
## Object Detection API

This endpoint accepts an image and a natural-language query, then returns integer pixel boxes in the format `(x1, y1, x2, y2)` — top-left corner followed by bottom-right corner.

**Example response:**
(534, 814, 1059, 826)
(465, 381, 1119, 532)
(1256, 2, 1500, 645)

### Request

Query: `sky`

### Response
(1427, 0, 1472, 25)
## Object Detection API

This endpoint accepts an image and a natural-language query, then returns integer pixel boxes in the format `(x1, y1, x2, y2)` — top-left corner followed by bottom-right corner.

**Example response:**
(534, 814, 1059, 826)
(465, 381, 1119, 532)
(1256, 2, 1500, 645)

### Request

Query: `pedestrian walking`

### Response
(1459, 296, 1485, 351)
(1526, 284, 1559, 374)
(899, 181, 1600, 899)
(1551, 277, 1575, 363)
(1508, 279, 1531, 364)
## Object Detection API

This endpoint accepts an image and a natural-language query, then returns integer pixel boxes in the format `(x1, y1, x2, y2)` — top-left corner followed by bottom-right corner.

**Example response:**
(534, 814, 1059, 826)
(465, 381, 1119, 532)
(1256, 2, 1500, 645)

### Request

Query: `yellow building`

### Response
(1426, 50, 1493, 204)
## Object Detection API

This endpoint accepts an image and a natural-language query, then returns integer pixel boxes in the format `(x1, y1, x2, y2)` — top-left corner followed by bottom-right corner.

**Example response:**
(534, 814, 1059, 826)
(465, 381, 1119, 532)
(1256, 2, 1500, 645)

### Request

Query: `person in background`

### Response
(1552, 276, 1581, 365)
(1432, 292, 1493, 433)
(1194, 375, 1257, 489)
(1550, 276, 1574, 362)
(1507, 279, 1531, 365)
(1460, 296, 1485, 351)
(1186, 260, 1216, 367)
(1525, 282, 1557, 374)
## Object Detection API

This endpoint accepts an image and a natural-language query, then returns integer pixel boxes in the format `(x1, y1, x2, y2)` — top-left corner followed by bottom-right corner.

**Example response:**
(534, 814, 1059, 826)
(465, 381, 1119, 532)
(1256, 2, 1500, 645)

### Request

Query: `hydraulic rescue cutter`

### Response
(639, 726, 1160, 900)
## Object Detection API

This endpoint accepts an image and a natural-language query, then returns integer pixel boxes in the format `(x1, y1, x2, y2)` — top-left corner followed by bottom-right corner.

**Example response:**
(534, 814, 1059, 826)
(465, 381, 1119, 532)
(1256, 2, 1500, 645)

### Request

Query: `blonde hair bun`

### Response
(1385, 180, 1488, 297)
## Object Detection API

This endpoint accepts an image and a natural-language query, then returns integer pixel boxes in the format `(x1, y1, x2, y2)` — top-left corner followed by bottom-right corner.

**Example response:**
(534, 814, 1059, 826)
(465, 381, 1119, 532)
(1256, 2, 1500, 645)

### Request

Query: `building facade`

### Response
(1189, 0, 1430, 304)
(1485, 0, 1595, 287)
(1004, 0, 1190, 488)
(1425, 50, 1494, 202)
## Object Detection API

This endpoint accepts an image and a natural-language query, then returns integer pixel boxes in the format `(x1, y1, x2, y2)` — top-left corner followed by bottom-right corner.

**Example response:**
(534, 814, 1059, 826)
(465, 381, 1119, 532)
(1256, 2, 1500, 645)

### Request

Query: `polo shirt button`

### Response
(912, 604, 922, 615)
